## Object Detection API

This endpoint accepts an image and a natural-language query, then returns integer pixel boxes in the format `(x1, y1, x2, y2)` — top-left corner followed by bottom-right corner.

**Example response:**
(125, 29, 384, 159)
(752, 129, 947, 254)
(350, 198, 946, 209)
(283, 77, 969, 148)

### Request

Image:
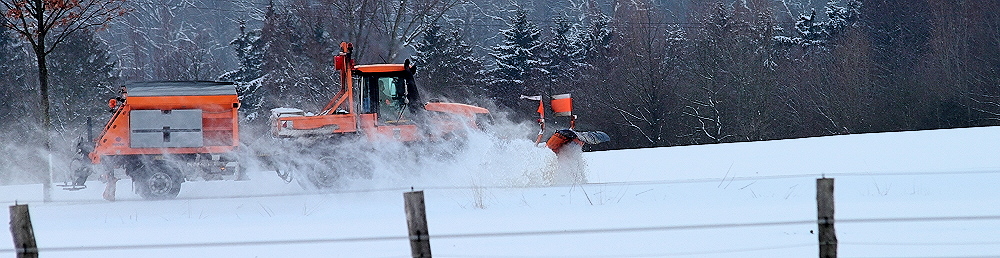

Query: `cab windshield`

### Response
(357, 72, 419, 124)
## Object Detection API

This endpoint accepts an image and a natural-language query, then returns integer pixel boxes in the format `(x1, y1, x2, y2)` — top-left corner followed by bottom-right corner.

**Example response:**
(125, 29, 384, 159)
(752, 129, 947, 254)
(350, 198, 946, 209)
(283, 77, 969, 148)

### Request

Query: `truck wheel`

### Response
(136, 162, 183, 200)
(306, 170, 340, 189)
(305, 157, 342, 189)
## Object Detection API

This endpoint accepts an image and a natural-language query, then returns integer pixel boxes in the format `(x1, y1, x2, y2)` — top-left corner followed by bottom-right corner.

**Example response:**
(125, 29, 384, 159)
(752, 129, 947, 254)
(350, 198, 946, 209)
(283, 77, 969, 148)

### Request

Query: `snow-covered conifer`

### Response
(220, 20, 266, 121)
(412, 24, 483, 101)
(540, 15, 585, 92)
(773, 0, 862, 47)
(487, 10, 543, 110)
(825, 0, 862, 36)
(577, 12, 613, 64)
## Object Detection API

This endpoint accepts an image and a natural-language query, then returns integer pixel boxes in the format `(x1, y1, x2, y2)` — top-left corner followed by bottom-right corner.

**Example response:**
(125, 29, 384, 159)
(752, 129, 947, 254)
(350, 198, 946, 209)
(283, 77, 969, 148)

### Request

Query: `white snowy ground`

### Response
(2, 126, 1000, 257)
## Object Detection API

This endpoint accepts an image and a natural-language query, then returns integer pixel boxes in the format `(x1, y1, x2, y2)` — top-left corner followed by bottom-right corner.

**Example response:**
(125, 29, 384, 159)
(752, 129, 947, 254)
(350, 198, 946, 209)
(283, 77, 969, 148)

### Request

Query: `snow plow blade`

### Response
(546, 129, 610, 153)
(576, 131, 610, 145)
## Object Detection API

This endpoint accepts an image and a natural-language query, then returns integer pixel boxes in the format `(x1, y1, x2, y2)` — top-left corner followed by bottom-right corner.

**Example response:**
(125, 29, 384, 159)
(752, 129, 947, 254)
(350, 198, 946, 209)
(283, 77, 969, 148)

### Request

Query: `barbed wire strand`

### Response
(844, 254, 1000, 258)
(1, 215, 998, 253)
(843, 241, 1000, 246)
(0, 235, 407, 253)
(586, 169, 1000, 188)
(838, 215, 1000, 224)
(436, 243, 816, 258)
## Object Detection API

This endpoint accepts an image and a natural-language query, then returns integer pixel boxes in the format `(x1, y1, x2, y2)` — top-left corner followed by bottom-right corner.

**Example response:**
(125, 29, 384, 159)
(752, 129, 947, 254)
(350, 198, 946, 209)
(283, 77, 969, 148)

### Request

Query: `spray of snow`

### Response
(231, 113, 588, 199)
(0, 124, 87, 187)
(0, 104, 592, 202)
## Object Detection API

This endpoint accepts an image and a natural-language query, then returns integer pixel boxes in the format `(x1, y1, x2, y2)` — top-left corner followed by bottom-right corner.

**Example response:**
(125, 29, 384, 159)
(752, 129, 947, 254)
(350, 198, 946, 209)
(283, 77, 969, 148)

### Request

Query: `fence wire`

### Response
(3, 171, 999, 255)
(2, 214, 999, 254)
(435, 243, 817, 258)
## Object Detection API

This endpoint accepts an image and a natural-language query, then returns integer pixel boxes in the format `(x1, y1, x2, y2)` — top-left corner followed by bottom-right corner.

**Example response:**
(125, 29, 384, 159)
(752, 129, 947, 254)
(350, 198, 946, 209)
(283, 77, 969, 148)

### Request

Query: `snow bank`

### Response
(1, 126, 998, 257)
(587, 126, 1000, 183)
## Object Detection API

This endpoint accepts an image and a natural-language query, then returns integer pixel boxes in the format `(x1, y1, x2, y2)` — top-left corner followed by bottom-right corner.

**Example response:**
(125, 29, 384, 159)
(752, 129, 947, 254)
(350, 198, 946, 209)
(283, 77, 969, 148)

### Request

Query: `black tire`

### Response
(135, 162, 184, 200)
(305, 156, 343, 189)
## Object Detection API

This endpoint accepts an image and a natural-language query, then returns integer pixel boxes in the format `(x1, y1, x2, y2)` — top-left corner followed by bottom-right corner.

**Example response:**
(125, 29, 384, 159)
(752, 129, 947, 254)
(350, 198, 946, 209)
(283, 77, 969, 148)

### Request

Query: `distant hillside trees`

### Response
(48, 0, 990, 152)
(208, 0, 1000, 151)
(922, 0, 1000, 126)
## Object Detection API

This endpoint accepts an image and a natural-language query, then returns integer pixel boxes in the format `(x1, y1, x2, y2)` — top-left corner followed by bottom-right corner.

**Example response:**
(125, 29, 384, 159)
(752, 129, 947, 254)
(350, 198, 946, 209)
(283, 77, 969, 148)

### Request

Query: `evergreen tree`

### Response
(539, 16, 584, 95)
(47, 29, 117, 135)
(413, 24, 446, 69)
(412, 24, 484, 102)
(796, 10, 825, 44)
(220, 20, 266, 121)
(824, 0, 862, 36)
(487, 10, 543, 112)
(773, 0, 862, 47)
(0, 20, 36, 137)
(259, 3, 338, 112)
(577, 12, 613, 64)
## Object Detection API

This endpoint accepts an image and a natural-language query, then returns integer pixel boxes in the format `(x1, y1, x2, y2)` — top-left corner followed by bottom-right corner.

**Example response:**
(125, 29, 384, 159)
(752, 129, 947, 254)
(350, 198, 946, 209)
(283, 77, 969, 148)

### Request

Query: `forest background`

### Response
(1, 0, 998, 183)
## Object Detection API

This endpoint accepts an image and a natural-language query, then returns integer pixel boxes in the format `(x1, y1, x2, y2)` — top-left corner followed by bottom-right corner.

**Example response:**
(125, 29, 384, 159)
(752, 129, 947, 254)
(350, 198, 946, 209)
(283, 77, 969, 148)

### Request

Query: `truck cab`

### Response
(270, 42, 488, 143)
(356, 64, 421, 125)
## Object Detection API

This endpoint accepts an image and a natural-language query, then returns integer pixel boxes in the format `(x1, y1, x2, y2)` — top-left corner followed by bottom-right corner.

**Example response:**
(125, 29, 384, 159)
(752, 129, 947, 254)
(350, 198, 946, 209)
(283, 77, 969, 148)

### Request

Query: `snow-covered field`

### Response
(2, 126, 1000, 257)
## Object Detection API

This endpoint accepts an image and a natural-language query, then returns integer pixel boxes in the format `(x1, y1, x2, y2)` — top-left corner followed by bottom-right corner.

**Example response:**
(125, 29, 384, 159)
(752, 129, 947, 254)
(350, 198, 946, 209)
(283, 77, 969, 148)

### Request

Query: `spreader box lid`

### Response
(126, 81, 236, 97)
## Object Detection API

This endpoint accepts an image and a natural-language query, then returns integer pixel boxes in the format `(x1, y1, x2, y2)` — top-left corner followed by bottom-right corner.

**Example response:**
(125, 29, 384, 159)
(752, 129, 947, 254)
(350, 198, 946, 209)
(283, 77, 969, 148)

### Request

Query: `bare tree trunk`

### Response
(30, 0, 53, 202)
(34, 40, 52, 203)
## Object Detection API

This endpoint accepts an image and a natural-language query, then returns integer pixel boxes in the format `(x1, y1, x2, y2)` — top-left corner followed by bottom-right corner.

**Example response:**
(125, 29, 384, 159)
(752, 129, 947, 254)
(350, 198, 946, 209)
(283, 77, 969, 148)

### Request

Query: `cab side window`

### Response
(378, 77, 407, 123)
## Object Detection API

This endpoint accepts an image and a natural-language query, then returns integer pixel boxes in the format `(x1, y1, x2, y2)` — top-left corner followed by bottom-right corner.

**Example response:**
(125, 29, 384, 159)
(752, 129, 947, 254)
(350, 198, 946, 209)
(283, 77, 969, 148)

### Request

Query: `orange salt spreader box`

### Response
(89, 81, 240, 164)
(85, 81, 242, 200)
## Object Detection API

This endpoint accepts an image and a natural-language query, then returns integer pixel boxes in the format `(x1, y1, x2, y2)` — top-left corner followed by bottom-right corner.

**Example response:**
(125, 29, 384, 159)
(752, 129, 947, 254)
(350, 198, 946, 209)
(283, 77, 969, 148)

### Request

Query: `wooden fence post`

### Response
(9, 204, 38, 258)
(405, 191, 431, 258)
(817, 178, 837, 258)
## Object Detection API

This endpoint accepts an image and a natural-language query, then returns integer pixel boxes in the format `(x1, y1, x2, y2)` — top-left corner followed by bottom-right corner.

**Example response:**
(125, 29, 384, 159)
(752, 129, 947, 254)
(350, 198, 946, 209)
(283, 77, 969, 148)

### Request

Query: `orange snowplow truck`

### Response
(271, 42, 489, 141)
(268, 42, 491, 189)
(89, 81, 241, 200)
